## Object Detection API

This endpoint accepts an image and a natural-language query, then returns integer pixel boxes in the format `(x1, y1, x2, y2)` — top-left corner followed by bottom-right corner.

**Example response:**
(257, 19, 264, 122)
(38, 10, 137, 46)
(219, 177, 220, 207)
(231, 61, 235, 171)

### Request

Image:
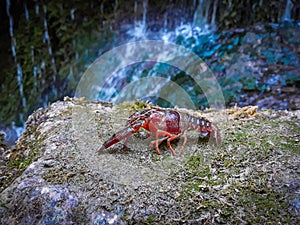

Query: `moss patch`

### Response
(180, 111, 299, 224)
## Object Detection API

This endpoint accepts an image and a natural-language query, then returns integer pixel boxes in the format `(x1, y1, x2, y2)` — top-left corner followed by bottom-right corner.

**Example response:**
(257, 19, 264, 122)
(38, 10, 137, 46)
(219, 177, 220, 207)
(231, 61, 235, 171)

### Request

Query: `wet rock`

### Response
(279, 25, 300, 45)
(215, 23, 300, 110)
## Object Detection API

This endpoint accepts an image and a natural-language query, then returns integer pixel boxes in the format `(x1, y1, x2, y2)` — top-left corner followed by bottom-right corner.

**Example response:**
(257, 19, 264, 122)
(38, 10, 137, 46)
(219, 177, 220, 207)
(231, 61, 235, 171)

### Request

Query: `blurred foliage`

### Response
(1, 1, 116, 125)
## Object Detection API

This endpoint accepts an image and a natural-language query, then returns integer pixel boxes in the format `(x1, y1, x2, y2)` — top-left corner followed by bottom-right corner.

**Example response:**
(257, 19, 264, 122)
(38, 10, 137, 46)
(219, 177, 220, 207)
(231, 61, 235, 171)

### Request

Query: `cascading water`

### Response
(42, 3, 57, 98)
(129, 0, 148, 39)
(97, 0, 218, 106)
(282, 0, 293, 22)
(6, 0, 27, 112)
(2, 0, 27, 145)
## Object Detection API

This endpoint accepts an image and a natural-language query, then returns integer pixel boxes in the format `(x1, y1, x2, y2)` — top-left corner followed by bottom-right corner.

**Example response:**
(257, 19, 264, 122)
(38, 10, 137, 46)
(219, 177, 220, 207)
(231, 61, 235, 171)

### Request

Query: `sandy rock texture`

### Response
(0, 98, 299, 224)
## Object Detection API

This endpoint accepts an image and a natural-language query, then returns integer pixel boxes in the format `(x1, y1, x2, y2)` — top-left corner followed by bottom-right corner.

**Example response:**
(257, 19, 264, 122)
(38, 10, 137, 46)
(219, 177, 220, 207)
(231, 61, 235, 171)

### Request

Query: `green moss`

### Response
(186, 154, 204, 170)
(118, 101, 151, 112)
(43, 168, 78, 185)
(7, 147, 40, 170)
(281, 139, 300, 154)
(238, 187, 291, 224)
(7, 128, 43, 170)
(146, 215, 156, 223)
(178, 114, 299, 224)
(1, 124, 46, 192)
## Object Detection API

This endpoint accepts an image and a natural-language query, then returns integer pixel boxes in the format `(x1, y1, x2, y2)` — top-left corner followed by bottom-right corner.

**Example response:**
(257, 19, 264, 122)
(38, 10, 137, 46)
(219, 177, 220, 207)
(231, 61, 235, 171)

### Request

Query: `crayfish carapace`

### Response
(98, 108, 221, 156)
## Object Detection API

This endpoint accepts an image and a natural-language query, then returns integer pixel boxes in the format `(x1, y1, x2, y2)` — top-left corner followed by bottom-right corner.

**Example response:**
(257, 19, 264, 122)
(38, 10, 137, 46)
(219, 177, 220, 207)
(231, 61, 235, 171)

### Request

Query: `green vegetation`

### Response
(181, 115, 299, 223)
(2, 126, 43, 192)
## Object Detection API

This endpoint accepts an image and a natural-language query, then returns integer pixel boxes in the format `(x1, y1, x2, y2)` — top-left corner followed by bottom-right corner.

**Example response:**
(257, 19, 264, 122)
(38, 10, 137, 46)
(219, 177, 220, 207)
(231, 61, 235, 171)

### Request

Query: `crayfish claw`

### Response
(98, 124, 142, 154)
(97, 145, 105, 153)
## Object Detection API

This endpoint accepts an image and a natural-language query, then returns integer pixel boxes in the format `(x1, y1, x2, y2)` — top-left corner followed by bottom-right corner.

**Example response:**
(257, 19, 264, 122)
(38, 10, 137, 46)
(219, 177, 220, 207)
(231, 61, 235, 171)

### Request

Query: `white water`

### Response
(6, 0, 27, 118)
(99, 0, 217, 103)
(43, 3, 58, 98)
(282, 0, 293, 22)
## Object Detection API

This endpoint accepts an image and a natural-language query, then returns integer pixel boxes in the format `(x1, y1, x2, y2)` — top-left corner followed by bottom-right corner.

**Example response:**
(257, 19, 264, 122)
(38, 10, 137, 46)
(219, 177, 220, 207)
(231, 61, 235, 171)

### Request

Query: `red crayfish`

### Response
(98, 108, 221, 156)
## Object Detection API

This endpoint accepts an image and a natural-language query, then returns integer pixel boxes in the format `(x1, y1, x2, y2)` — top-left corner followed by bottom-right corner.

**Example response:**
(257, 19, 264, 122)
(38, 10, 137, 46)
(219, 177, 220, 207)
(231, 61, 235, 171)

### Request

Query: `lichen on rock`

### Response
(0, 98, 299, 224)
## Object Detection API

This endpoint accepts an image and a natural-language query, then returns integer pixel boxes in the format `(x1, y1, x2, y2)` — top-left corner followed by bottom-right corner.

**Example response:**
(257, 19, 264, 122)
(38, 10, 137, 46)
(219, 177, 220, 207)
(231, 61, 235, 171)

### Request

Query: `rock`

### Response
(0, 99, 299, 224)
(0, 125, 19, 147)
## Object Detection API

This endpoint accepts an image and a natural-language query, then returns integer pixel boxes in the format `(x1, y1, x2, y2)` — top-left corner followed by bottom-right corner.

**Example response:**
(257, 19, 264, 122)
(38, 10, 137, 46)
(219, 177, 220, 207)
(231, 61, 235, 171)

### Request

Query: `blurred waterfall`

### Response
(130, 0, 148, 39)
(193, 0, 217, 32)
(98, 0, 217, 104)
(42, 3, 57, 98)
(6, 0, 26, 124)
(282, 0, 293, 22)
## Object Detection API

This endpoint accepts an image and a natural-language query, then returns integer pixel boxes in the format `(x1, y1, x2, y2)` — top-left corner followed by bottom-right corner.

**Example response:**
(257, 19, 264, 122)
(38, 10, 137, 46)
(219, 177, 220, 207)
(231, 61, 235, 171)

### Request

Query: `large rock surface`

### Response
(0, 98, 299, 224)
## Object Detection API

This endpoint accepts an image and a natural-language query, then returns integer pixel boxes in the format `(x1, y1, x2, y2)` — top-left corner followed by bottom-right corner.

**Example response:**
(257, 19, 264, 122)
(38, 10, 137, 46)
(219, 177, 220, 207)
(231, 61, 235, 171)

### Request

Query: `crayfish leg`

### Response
(166, 134, 180, 156)
(153, 130, 180, 156)
(150, 137, 169, 155)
